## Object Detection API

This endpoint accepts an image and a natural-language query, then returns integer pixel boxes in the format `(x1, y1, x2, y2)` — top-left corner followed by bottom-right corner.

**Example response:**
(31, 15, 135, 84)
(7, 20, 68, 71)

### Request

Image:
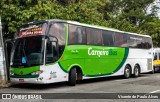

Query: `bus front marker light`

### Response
(36, 70, 43, 74)
(10, 72, 14, 75)
(31, 72, 36, 75)
(35, 71, 39, 75)
(31, 70, 43, 75)
(60, 57, 64, 60)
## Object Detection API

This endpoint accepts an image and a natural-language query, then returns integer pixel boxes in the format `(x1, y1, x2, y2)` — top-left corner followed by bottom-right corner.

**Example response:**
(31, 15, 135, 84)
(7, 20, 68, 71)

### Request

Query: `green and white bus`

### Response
(10, 19, 153, 85)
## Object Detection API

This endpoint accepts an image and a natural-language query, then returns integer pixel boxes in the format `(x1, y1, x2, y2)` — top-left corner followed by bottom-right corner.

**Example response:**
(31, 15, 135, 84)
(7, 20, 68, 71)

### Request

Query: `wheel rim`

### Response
(135, 67, 139, 76)
(125, 68, 130, 78)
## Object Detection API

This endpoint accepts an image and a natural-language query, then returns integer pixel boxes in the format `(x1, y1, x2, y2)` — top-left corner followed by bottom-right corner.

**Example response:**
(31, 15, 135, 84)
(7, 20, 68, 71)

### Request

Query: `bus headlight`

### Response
(31, 72, 37, 75)
(10, 72, 14, 75)
(31, 70, 43, 75)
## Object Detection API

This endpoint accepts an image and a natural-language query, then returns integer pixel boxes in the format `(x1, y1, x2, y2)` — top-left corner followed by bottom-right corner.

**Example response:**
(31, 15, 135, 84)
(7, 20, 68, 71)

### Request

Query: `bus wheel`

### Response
(68, 68, 77, 86)
(134, 65, 140, 77)
(124, 65, 131, 79)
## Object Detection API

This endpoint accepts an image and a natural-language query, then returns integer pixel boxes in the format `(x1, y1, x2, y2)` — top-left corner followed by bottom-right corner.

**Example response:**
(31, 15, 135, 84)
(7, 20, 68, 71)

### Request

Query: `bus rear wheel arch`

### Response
(68, 66, 83, 86)
(133, 64, 140, 77)
(124, 64, 132, 79)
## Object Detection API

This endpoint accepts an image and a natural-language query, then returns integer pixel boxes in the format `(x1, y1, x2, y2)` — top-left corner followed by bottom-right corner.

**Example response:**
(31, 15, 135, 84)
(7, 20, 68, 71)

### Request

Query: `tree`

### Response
(0, 0, 160, 46)
(0, 0, 109, 38)
(144, 18, 160, 47)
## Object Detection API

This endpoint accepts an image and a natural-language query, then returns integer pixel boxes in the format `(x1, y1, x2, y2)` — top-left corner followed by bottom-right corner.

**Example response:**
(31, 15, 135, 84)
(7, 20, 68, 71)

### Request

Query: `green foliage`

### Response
(143, 18, 160, 47)
(0, 0, 160, 46)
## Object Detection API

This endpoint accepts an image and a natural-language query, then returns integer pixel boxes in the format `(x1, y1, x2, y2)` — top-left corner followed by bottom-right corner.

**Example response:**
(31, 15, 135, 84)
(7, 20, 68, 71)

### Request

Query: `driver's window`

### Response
(46, 41, 58, 64)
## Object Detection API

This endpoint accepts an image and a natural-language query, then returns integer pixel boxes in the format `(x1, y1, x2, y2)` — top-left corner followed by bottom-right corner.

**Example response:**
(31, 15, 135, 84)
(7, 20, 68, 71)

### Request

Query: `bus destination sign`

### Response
(18, 27, 43, 38)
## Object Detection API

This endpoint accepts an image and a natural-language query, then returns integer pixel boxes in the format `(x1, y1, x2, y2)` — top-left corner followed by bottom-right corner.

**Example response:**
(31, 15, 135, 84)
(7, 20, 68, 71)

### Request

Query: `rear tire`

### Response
(68, 68, 77, 86)
(134, 65, 140, 77)
(124, 65, 131, 79)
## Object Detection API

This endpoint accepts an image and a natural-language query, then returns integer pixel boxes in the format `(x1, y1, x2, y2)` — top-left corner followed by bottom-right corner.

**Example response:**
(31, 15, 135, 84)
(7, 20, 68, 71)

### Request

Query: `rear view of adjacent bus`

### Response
(153, 48, 160, 72)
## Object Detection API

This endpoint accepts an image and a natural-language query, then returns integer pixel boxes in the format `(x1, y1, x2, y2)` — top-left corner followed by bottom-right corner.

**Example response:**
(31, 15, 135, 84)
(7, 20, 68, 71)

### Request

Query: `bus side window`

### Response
(86, 28, 102, 46)
(68, 24, 86, 44)
(75, 27, 82, 43)
(95, 30, 102, 45)
(114, 32, 125, 47)
(102, 30, 114, 46)
(81, 27, 87, 44)
(145, 38, 152, 49)
(126, 35, 136, 48)
(46, 41, 58, 64)
(86, 28, 92, 45)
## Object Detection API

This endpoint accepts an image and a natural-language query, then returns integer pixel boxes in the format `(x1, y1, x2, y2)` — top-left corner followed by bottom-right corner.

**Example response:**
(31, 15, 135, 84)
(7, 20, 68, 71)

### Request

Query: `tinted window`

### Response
(133, 35, 143, 48)
(48, 23, 66, 45)
(126, 35, 137, 48)
(126, 35, 152, 49)
(46, 41, 58, 64)
(86, 28, 102, 45)
(145, 37, 152, 49)
(102, 30, 114, 46)
(132, 36, 152, 49)
(114, 32, 127, 47)
(68, 24, 86, 44)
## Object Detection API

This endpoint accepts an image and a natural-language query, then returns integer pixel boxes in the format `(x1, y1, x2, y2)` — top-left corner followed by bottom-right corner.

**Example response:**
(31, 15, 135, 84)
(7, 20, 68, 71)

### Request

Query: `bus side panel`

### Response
(125, 48, 153, 73)
(40, 63, 69, 83)
(60, 45, 129, 77)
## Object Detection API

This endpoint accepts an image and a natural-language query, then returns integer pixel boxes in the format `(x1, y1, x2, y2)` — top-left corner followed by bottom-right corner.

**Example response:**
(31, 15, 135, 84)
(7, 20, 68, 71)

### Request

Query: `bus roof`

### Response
(29, 19, 151, 38)
(66, 20, 151, 38)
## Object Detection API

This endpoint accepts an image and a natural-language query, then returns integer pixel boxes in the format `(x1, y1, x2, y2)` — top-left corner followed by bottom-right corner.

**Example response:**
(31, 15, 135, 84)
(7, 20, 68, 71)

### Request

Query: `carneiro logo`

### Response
(88, 47, 117, 57)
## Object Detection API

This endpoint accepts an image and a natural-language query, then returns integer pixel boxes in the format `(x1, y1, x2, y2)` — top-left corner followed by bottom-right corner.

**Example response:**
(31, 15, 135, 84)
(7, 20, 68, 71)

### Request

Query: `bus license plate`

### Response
(19, 79, 24, 83)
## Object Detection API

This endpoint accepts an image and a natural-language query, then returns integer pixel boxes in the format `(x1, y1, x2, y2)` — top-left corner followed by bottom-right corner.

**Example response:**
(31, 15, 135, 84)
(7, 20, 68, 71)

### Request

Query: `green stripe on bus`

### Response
(113, 48, 129, 73)
(10, 66, 40, 75)
(58, 62, 68, 73)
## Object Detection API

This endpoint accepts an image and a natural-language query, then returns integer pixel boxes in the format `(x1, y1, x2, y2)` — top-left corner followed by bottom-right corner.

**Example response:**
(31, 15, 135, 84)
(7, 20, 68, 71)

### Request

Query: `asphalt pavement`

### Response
(0, 72, 160, 102)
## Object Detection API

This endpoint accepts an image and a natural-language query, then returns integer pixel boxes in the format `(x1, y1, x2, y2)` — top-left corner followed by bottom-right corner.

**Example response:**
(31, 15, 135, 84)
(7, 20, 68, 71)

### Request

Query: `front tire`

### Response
(124, 65, 131, 79)
(68, 68, 77, 86)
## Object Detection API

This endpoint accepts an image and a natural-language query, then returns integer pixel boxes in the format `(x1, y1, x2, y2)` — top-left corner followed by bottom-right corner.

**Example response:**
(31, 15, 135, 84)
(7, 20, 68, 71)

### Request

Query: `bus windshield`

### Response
(11, 36, 45, 67)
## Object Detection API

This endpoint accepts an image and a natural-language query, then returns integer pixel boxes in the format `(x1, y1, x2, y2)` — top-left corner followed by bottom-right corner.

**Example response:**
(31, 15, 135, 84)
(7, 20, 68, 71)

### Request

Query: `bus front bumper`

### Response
(10, 78, 46, 84)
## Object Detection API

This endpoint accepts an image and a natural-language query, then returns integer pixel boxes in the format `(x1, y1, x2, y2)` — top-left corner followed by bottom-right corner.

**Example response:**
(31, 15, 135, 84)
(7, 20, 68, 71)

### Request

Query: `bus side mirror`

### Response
(5, 39, 13, 53)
